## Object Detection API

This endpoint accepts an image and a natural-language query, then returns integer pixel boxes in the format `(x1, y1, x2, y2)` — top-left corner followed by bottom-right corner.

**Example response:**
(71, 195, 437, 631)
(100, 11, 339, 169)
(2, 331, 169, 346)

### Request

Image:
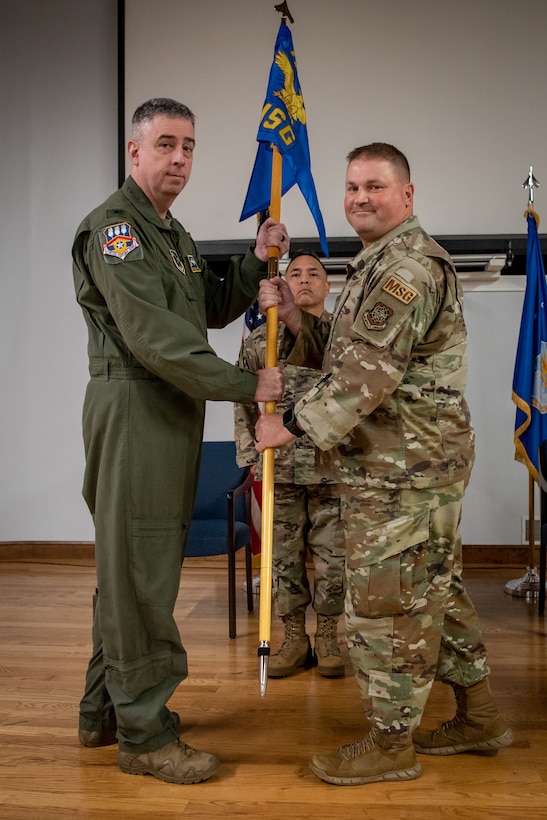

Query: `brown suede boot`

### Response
(268, 611, 314, 677)
(118, 738, 219, 784)
(309, 728, 421, 786)
(314, 614, 344, 678)
(413, 678, 514, 755)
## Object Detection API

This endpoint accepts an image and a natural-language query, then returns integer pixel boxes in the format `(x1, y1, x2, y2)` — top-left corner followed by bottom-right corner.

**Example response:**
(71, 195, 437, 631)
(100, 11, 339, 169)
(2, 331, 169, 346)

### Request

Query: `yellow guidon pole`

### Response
(258, 145, 282, 696)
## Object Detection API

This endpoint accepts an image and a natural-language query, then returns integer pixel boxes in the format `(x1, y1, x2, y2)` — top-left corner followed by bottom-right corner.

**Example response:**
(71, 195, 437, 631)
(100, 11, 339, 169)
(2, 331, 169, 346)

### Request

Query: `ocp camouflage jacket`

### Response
(289, 216, 475, 489)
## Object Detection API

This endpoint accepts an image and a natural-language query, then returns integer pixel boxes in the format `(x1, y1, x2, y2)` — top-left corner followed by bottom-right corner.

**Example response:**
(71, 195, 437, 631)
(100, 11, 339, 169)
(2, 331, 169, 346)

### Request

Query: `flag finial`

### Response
(274, 2, 294, 24)
(523, 166, 540, 205)
(523, 166, 541, 224)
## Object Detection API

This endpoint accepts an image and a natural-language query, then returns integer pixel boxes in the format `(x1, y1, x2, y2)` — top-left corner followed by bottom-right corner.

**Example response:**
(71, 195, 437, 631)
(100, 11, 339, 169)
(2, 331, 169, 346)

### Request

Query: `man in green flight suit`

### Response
(72, 98, 289, 785)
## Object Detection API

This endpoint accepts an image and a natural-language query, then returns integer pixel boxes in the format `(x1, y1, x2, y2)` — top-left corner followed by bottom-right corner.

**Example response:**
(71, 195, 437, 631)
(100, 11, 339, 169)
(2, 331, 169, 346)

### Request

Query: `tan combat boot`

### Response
(118, 737, 219, 784)
(413, 678, 514, 755)
(309, 728, 421, 786)
(268, 610, 314, 677)
(314, 614, 345, 678)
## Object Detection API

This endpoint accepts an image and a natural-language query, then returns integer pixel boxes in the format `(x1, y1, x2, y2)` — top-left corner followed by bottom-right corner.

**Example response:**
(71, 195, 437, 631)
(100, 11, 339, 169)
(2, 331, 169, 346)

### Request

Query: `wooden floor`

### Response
(0, 559, 546, 819)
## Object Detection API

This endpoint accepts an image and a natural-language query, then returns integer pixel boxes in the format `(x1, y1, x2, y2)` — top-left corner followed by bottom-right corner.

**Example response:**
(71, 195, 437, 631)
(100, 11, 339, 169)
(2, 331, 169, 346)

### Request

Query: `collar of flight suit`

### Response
(122, 175, 178, 232)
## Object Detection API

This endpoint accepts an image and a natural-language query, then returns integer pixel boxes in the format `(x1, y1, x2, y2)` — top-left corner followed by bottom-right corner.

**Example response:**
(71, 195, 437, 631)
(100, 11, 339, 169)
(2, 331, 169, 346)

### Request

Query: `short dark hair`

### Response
(287, 248, 328, 277)
(132, 98, 195, 138)
(346, 142, 410, 182)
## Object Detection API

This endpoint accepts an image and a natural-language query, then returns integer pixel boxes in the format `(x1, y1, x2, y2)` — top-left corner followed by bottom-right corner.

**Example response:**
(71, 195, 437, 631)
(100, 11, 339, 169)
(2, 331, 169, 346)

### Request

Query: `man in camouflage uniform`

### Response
(255, 143, 513, 785)
(234, 251, 346, 679)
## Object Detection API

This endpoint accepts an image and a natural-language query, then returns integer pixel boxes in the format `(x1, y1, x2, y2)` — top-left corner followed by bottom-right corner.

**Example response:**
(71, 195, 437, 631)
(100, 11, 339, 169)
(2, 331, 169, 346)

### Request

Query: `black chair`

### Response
(185, 441, 254, 638)
(538, 442, 547, 615)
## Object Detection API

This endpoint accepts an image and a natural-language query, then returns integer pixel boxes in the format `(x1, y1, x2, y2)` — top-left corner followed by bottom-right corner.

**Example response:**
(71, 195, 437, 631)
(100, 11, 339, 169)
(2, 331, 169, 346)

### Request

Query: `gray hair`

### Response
(132, 98, 195, 138)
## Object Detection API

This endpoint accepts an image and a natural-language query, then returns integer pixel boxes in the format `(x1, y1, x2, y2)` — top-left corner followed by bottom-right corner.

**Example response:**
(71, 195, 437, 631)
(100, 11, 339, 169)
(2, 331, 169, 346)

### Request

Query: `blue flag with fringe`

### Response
(240, 22, 328, 257)
(512, 210, 547, 482)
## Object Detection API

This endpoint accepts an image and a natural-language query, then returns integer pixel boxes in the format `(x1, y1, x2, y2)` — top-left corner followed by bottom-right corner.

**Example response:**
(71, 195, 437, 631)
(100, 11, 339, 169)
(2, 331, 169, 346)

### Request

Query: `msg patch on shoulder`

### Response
(382, 275, 418, 305)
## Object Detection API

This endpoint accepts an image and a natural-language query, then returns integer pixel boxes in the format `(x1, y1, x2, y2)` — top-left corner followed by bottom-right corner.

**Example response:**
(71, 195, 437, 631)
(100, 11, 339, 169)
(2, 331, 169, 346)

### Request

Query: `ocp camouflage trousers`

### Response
(273, 483, 346, 617)
(341, 481, 489, 737)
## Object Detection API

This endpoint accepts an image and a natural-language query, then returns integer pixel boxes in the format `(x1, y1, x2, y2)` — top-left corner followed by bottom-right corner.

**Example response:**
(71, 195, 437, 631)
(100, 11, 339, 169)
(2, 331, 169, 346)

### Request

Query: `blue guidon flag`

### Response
(240, 22, 328, 257)
(512, 209, 547, 482)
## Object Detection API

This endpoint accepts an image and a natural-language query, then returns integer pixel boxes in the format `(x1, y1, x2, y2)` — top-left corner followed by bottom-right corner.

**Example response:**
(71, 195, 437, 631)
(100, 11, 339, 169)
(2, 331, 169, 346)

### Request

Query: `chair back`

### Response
(191, 441, 246, 521)
(185, 441, 249, 559)
(184, 440, 254, 636)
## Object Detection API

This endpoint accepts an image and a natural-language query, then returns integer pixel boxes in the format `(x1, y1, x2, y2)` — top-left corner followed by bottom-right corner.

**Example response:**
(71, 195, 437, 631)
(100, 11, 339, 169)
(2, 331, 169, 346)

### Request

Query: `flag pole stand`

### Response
(504, 568, 542, 598)
(505, 475, 544, 597)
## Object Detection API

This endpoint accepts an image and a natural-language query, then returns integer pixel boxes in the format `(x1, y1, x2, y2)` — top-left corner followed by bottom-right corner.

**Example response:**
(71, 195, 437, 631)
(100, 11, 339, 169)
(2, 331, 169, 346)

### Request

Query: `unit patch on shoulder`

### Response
(363, 302, 393, 331)
(187, 255, 201, 273)
(102, 222, 139, 260)
(382, 275, 419, 305)
(170, 249, 186, 274)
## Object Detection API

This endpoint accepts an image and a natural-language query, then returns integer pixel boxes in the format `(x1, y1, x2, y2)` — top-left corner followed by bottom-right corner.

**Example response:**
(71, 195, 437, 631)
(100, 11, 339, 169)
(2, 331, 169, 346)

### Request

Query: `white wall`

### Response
(124, 0, 547, 240)
(463, 281, 528, 545)
(1, 0, 118, 541)
(0, 0, 540, 543)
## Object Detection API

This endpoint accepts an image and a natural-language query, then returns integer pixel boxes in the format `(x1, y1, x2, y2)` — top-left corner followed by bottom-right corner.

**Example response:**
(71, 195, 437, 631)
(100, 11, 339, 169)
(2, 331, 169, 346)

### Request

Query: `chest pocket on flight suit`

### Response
(163, 246, 207, 335)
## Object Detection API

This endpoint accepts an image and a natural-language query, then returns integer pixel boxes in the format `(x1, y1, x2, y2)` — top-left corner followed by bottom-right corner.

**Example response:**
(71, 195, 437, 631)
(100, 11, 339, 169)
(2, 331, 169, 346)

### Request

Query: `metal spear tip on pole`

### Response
(258, 642, 270, 697)
(523, 165, 540, 206)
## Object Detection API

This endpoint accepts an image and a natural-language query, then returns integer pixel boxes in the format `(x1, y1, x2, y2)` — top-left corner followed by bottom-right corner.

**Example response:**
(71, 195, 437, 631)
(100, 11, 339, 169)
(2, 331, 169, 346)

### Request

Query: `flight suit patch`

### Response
(170, 250, 186, 274)
(382, 275, 419, 305)
(187, 255, 201, 273)
(102, 222, 140, 260)
(363, 302, 393, 331)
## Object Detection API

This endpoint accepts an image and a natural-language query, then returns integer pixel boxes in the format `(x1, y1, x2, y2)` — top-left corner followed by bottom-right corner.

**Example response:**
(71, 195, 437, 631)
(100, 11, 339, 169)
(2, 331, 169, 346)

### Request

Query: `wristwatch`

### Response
(282, 405, 305, 437)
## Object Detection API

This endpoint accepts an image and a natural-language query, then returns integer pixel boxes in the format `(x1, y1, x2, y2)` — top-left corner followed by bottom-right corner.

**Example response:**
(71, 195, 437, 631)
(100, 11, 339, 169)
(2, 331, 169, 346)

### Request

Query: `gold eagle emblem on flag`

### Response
(273, 51, 306, 126)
